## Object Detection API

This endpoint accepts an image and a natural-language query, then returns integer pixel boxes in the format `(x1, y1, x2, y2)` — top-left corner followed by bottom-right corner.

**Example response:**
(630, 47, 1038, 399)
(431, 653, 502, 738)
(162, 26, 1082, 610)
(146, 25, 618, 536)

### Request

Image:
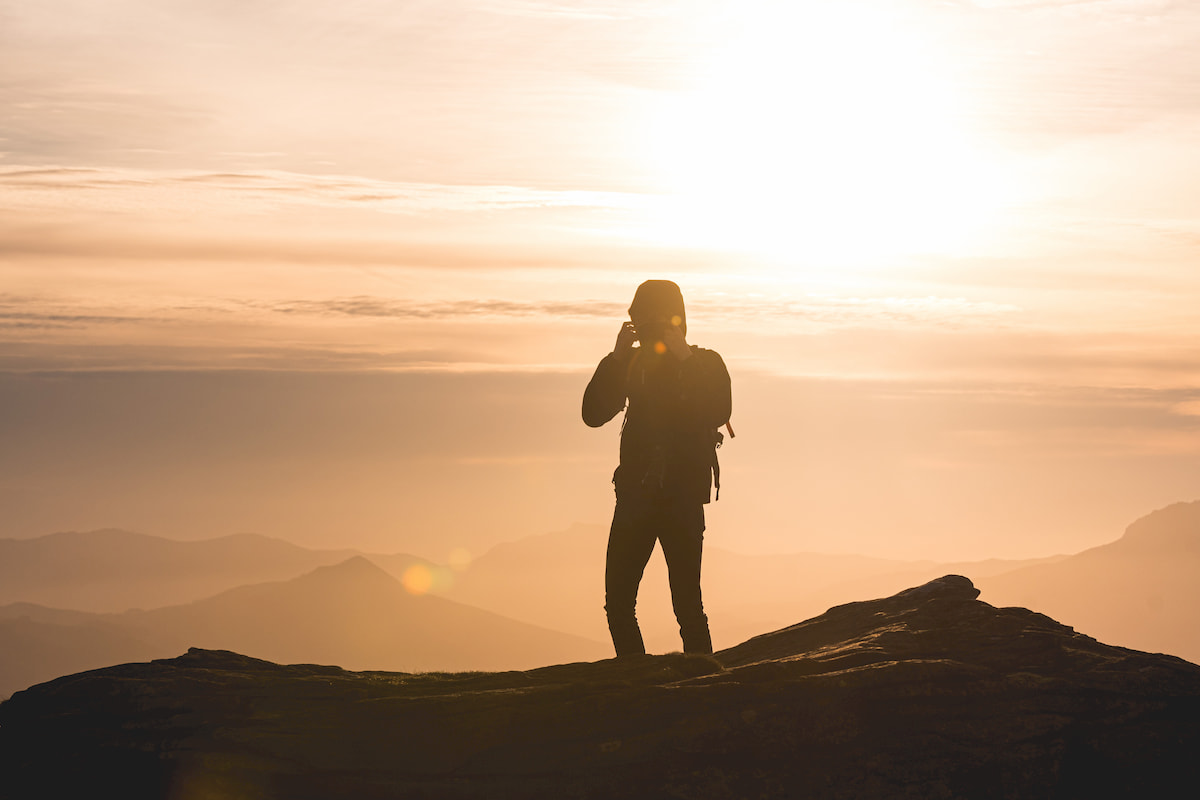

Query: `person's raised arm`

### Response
(582, 322, 636, 427)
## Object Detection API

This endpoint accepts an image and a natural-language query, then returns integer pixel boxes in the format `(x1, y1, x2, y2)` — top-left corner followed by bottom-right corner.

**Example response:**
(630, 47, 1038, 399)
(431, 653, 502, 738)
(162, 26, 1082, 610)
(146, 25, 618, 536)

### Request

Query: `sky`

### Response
(2, 0, 1199, 562)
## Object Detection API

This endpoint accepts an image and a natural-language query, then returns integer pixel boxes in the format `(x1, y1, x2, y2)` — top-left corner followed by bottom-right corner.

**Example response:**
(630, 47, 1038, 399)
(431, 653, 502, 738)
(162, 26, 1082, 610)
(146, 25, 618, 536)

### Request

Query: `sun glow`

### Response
(640, 1, 1019, 265)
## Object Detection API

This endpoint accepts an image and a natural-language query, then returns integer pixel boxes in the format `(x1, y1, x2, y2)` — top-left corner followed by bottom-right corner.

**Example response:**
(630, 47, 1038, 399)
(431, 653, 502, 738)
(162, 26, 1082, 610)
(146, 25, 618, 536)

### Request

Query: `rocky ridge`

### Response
(2, 575, 1198, 799)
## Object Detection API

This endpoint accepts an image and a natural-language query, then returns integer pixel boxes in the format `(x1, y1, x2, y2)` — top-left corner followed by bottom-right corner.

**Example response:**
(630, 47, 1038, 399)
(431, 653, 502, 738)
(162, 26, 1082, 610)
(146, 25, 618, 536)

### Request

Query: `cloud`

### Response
(1172, 400, 1200, 418)
(0, 340, 568, 375)
(257, 292, 1021, 330)
(268, 297, 626, 320)
(0, 294, 152, 331)
(482, 1, 676, 21)
(0, 286, 1031, 376)
(720, 295, 1022, 330)
(966, 0, 1172, 12)
(0, 165, 645, 216)
(0, 0, 685, 187)
(0, 164, 656, 268)
(0, 312, 147, 330)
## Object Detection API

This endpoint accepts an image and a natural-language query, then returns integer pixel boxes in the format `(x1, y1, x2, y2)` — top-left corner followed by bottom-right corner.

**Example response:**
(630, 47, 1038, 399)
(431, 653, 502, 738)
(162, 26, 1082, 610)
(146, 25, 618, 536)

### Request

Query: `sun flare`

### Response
(639, 1, 1019, 266)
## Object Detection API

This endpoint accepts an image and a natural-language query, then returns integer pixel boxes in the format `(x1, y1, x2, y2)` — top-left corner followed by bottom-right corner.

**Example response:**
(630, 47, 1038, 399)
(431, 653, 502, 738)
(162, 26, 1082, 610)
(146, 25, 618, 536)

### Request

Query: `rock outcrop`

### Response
(3, 575, 1199, 799)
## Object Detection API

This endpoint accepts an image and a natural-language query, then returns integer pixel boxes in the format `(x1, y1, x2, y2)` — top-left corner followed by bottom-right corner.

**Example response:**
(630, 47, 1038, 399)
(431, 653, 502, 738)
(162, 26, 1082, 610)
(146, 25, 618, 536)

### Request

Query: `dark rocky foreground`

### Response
(2, 576, 1198, 800)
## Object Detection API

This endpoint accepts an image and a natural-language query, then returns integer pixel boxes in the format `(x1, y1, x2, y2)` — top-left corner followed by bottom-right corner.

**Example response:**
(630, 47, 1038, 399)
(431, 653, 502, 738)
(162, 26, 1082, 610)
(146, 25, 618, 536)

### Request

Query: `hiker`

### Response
(583, 280, 732, 656)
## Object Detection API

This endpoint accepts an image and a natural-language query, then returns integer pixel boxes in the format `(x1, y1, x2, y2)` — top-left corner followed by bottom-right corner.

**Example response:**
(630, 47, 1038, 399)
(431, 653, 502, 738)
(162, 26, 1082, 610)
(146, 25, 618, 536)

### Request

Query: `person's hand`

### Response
(614, 321, 638, 357)
(662, 324, 692, 360)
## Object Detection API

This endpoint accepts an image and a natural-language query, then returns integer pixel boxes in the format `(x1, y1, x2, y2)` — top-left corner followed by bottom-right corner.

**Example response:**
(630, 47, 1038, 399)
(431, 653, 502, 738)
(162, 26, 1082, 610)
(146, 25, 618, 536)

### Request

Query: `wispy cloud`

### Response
(0, 311, 149, 331)
(0, 164, 657, 268)
(0, 165, 646, 216)
(0, 340, 593, 375)
(967, 1, 1172, 12)
(482, 1, 680, 21)
(0, 294, 152, 331)
(256, 293, 1020, 330)
(704, 295, 1023, 330)
(268, 297, 626, 320)
(1172, 400, 1200, 418)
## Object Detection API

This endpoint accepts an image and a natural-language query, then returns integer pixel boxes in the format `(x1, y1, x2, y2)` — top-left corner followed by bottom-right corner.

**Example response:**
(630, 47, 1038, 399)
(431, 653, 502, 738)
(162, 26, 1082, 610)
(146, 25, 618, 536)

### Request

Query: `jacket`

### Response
(583, 345, 731, 504)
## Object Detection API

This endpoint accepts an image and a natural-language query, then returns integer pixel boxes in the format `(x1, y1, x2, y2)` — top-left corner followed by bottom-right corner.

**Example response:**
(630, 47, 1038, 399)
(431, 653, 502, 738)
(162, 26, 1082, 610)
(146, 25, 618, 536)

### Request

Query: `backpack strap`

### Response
(712, 427, 725, 501)
(624, 348, 643, 386)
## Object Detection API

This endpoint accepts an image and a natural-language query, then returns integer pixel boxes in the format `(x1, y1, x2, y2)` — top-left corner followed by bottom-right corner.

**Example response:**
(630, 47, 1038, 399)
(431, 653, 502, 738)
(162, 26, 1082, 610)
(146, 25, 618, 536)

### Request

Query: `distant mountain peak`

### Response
(292, 556, 396, 586)
(1119, 501, 1200, 552)
(11, 528, 153, 544)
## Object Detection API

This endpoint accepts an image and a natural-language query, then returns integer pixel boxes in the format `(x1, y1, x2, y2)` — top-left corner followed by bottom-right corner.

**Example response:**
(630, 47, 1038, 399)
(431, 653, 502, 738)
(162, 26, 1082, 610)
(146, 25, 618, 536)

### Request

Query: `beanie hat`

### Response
(628, 280, 686, 336)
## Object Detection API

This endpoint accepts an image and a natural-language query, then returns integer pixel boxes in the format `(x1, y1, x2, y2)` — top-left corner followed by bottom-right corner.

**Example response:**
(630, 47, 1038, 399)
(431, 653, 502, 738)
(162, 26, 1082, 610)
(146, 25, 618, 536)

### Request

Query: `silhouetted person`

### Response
(583, 280, 732, 656)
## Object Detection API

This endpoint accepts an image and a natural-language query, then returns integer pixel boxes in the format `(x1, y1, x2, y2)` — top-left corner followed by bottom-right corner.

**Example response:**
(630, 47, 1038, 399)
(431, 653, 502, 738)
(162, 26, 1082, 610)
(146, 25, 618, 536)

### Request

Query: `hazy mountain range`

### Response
(0, 529, 379, 611)
(443, 522, 1074, 652)
(977, 500, 1200, 661)
(0, 556, 606, 699)
(2, 500, 1197, 699)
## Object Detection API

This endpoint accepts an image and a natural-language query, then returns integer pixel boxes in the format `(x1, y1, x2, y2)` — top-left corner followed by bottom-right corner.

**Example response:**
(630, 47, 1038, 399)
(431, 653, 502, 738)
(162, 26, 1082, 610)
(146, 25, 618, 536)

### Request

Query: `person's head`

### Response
(628, 280, 686, 349)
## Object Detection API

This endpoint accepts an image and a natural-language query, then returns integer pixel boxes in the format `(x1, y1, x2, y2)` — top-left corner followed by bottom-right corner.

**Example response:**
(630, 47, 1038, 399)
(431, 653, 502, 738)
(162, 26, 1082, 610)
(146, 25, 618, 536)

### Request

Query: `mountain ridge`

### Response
(0, 527, 414, 612)
(977, 500, 1200, 662)
(0, 556, 608, 698)
(3, 499, 1198, 698)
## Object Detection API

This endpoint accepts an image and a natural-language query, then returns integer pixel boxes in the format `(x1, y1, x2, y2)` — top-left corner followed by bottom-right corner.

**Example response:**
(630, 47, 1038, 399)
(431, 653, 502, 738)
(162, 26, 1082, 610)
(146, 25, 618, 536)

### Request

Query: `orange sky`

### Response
(2, 0, 1199, 561)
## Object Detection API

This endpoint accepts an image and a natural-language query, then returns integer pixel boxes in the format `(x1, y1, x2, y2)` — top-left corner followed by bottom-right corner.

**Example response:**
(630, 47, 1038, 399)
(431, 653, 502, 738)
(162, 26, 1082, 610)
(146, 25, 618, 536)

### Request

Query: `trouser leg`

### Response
(658, 502, 712, 654)
(604, 500, 658, 657)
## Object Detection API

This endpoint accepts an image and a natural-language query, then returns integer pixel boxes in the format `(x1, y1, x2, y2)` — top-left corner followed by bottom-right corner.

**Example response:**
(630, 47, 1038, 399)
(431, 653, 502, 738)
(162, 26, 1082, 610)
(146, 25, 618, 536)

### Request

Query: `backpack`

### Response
(624, 346, 735, 501)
